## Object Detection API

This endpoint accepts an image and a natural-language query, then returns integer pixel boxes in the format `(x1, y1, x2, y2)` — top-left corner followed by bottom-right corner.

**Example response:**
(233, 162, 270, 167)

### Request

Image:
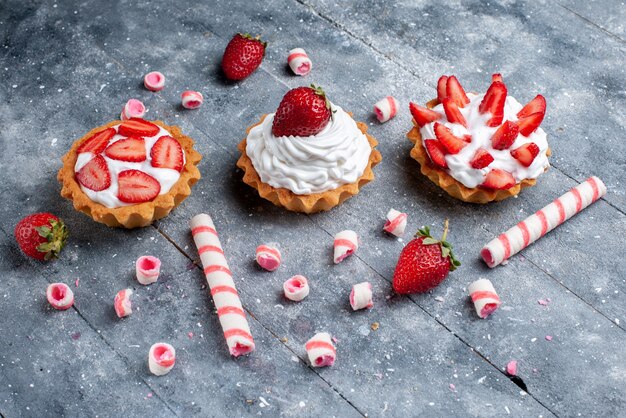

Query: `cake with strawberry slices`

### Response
(58, 118, 202, 228)
(237, 85, 382, 213)
(407, 74, 550, 203)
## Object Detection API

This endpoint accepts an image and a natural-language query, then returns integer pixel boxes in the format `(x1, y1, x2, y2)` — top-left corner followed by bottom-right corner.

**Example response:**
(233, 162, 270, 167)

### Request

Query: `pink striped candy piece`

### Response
(374, 96, 399, 123)
(144, 71, 165, 92)
(181, 90, 203, 109)
(46, 283, 74, 310)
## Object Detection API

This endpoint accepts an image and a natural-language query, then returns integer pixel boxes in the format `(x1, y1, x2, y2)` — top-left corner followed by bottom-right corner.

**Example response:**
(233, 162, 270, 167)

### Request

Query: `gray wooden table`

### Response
(1, 0, 624, 416)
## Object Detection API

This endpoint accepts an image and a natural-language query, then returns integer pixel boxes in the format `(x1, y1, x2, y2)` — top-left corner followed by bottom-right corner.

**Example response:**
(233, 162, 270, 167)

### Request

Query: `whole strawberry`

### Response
(14, 213, 69, 261)
(221, 33, 266, 81)
(392, 220, 460, 294)
(272, 85, 332, 137)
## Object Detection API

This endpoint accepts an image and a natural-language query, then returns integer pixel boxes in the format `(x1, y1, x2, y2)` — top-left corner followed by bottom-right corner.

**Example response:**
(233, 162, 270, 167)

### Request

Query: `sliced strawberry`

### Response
(433, 122, 468, 154)
(437, 75, 448, 103)
(481, 169, 516, 190)
(479, 81, 507, 127)
(446, 76, 470, 108)
(491, 73, 503, 83)
(470, 148, 494, 169)
(511, 142, 540, 167)
(409, 102, 442, 127)
(76, 128, 115, 154)
(118, 118, 160, 137)
(462, 134, 473, 143)
(76, 155, 111, 191)
(150, 135, 184, 172)
(442, 97, 468, 128)
(491, 120, 519, 150)
(117, 170, 161, 203)
(105, 137, 146, 162)
(424, 139, 448, 168)
(517, 95, 546, 119)
(517, 112, 545, 136)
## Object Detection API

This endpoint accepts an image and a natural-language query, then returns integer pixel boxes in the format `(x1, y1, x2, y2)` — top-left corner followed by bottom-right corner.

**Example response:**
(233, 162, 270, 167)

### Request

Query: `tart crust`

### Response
(236, 114, 382, 214)
(57, 120, 202, 228)
(407, 99, 551, 204)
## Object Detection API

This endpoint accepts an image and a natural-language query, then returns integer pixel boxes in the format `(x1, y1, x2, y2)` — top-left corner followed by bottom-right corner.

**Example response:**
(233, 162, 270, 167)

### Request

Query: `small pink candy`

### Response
(350, 282, 373, 311)
(136, 255, 161, 285)
(255, 244, 281, 271)
(283, 275, 310, 302)
(545, 335, 553, 341)
(122, 99, 146, 120)
(506, 360, 518, 376)
(148, 342, 176, 376)
(144, 71, 165, 92)
(46, 283, 74, 310)
(373, 96, 399, 123)
(113, 289, 133, 318)
(181, 90, 203, 109)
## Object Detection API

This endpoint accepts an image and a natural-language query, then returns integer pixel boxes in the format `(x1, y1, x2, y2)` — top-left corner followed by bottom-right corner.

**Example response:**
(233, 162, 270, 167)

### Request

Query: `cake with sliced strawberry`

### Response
(236, 85, 382, 213)
(58, 118, 202, 228)
(407, 74, 550, 203)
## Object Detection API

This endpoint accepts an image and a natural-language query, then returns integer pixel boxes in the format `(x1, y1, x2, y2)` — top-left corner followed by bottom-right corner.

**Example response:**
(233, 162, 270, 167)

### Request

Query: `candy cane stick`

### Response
(189, 214, 255, 357)
(383, 208, 408, 237)
(333, 230, 358, 264)
(350, 282, 373, 310)
(287, 48, 312, 76)
(468, 279, 501, 319)
(305, 332, 336, 367)
(373, 96, 399, 123)
(481, 176, 606, 268)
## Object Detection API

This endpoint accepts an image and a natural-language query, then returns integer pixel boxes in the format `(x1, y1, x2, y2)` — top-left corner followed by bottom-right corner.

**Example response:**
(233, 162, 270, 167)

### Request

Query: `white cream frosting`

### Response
(74, 124, 184, 208)
(420, 93, 549, 188)
(245, 104, 372, 195)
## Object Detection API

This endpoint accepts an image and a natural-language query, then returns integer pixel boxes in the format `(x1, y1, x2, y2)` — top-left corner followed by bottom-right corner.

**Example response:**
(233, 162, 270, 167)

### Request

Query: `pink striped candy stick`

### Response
(481, 176, 607, 268)
(190, 214, 255, 357)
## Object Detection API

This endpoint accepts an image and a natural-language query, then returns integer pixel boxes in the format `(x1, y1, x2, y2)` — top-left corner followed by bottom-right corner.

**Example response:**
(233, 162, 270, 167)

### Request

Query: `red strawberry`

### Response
(437, 75, 448, 102)
(491, 120, 519, 150)
(479, 81, 507, 127)
(481, 168, 516, 190)
(76, 128, 115, 154)
(221, 33, 266, 81)
(76, 155, 111, 191)
(424, 139, 448, 168)
(517, 112, 544, 136)
(434, 122, 468, 154)
(446, 76, 470, 108)
(491, 73, 503, 83)
(118, 118, 160, 137)
(392, 220, 460, 294)
(14, 213, 68, 261)
(150, 136, 184, 171)
(517, 95, 546, 119)
(272, 85, 332, 137)
(511, 142, 540, 167)
(409, 102, 442, 127)
(442, 97, 468, 127)
(117, 170, 161, 203)
(462, 134, 473, 143)
(105, 137, 146, 162)
(470, 148, 494, 169)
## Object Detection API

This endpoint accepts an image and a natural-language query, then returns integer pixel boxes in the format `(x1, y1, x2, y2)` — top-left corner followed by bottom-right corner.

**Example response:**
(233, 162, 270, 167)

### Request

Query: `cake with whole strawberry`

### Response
(237, 85, 382, 213)
(407, 74, 550, 203)
(58, 118, 202, 228)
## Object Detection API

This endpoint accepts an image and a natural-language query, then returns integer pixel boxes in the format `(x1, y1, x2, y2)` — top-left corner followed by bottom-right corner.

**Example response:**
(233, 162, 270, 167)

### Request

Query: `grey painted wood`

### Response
(1, 0, 624, 416)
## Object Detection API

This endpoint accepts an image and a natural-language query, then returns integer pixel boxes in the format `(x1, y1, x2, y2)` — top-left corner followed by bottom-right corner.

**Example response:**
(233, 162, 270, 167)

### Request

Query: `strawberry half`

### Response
(479, 81, 507, 127)
(434, 122, 468, 154)
(481, 168, 516, 190)
(517, 95, 546, 119)
(470, 148, 494, 169)
(517, 112, 544, 136)
(424, 139, 448, 168)
(117, 170, 161, 203)
(511, 142, 540, 167)
(272, 85, 332, 137)
(118, 118, 160, 137)
(446, 76, 470, 108)
(150, 136, 184, 172)
(392, 220, 460, 294)
(105, 137, 146, 162)
(76, 128, 115, 154)
(491, 120, 519, 150)
(437, 75, 448, 102)
(442, 97, 468, 127)
(409, 102, 441, 127)
(76, 155, 111, 191)
(491, 73, 503, 83)
(221, 33, 266, 81)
